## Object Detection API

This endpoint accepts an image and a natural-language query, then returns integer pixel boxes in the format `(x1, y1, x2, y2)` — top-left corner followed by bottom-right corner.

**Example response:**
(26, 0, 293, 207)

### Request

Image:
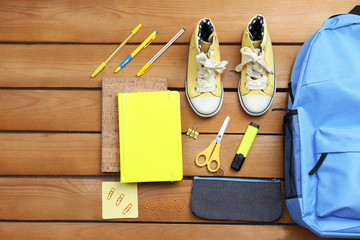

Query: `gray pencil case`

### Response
(191, 177, 283, 222)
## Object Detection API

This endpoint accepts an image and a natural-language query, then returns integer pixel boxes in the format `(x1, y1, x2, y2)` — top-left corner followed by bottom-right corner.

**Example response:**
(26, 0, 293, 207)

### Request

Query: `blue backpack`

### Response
(284, 12, 360, 238)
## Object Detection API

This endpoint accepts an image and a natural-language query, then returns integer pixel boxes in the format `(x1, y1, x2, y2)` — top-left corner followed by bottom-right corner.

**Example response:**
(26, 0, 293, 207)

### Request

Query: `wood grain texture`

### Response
(0, 90, 287, 133)
(0, 1, 348, 238)
(0, 133, 283, 177)
(0, 90, 101, 131)
(0, 133, 101, 175)
(0, 44, 299, 88)
(0, 0, 355, 43)
(184, 134, 284, 178)
(0, 178, 292, 223)
(0, 222, 324, 240)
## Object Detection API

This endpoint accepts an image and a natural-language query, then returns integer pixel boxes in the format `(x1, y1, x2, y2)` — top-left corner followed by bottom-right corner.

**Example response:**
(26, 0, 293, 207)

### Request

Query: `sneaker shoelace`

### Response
(195, 50, 228, 93)
(235, 47, 272, 90)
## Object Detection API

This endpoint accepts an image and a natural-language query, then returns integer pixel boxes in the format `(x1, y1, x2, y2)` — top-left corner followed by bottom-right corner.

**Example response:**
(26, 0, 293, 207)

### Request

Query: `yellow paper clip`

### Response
(186, 123, 199, 139)
(144, 198, 151, 211)
(107, 188, 115, 200)
(178, 200, 185, 212)
(168, 200, 177, 211)
(151, 198, 161, 211)
(122, 203, 133, 215)
(160, 199, 168, 211)
(115, 193, 125, 206)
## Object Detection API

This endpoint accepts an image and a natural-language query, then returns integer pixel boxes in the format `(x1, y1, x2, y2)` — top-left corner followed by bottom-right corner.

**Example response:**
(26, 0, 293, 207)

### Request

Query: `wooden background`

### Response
(0, 0, 356, 239)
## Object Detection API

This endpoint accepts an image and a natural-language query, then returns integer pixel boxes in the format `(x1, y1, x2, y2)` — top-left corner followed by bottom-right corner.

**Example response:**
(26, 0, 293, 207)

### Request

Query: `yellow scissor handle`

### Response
(195, 141, 221, 172)
(206, 143, 221, 172)
(195, 141, 216, 167)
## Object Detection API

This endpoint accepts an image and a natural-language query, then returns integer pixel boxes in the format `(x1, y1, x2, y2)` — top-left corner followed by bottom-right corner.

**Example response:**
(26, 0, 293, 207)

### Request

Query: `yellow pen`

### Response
(114, 30, 158, 73)
(137, 28, 185, 76)
(91, 24, 142, 78)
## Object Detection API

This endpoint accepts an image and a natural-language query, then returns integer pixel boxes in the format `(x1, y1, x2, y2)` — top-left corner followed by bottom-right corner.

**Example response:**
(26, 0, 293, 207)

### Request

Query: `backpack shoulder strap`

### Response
(349, 6, 360, 16)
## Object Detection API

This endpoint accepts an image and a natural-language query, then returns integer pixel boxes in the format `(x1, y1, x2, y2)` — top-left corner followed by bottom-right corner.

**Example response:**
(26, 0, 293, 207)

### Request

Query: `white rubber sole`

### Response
(185, 81, 224, 118)
(238, 76, 277, 116)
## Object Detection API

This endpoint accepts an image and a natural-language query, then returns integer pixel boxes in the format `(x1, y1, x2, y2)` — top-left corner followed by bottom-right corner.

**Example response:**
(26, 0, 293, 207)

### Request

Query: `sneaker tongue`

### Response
(200, 32, 215, 53)
(252, 40, 261, 49)
(200, 40, 211, 53)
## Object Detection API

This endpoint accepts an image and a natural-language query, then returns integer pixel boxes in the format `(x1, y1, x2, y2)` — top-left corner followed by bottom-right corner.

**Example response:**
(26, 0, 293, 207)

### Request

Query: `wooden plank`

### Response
(182, 92, 287, 134)
(0, 0, 354, 43)
(101, 77, 167, 172)
(0, 178, 292, 223)
(184, 134, 284, 178)
(0, 44, 298, 88)
(0, 133, 283, 178)
(0, 133, 102, 175)
(0, 222, 323, 240)
(0, 90, 101, 132)
(0, 90, 287, 133)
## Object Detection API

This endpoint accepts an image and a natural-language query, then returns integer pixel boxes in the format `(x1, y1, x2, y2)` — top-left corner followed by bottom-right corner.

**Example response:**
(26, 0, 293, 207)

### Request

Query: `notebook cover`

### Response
(118, 91, 183, 183)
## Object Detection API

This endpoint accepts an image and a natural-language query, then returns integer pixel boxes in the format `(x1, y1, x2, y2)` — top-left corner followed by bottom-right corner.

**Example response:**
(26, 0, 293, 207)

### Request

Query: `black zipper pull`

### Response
(272, 108, 292, 112)
(309, 153, 328, 175)
(288, 82, 294, 104)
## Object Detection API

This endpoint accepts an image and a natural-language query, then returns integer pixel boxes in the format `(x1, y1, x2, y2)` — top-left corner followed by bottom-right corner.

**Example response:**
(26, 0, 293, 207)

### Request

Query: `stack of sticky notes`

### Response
(118, 91, 183, 183)
(102, 182, 138, 219)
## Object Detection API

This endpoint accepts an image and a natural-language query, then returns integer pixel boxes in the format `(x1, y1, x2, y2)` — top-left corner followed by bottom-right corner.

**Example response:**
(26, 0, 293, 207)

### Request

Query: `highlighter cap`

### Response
(231, 153, 245, 171)
(250, 122, 260, 129)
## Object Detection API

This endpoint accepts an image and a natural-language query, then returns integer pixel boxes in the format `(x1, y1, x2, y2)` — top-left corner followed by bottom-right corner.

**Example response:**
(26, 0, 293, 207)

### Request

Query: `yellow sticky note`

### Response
(102, 182, 138, 219)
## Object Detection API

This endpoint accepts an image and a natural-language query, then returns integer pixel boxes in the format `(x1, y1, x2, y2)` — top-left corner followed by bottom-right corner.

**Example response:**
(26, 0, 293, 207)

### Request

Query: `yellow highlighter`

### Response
(114, 30, 158, 73)
(91, 24, 142, 78)
(231, 122, 259, 171)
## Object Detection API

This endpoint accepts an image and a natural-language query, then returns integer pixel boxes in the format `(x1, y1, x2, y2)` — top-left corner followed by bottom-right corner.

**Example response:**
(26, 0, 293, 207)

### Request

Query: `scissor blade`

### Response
(214, 116, 230, 144)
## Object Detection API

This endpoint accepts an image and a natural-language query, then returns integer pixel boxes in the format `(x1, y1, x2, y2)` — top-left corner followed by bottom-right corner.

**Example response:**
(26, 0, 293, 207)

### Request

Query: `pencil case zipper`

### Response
(194, 176, 280, 183)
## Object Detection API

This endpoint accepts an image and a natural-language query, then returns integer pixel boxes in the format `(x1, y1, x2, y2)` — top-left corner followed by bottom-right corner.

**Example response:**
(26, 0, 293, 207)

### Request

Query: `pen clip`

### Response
(144, 34, 157, 48)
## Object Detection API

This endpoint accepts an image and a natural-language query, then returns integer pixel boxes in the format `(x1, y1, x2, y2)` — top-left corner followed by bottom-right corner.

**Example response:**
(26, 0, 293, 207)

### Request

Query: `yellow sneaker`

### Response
(186, 18, 228, 117)
(235, 15, 275, 116)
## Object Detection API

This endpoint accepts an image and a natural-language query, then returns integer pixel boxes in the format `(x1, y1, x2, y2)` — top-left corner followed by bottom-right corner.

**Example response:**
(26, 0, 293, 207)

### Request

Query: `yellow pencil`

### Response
(91, 24, 142, 78)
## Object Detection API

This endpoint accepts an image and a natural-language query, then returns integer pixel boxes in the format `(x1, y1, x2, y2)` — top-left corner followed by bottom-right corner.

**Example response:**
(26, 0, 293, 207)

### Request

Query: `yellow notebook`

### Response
(118, 91, 183, 183)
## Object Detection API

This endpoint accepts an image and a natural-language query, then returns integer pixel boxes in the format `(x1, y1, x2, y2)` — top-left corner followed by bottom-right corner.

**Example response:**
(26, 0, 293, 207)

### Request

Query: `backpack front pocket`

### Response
(312, 128, 360, 219)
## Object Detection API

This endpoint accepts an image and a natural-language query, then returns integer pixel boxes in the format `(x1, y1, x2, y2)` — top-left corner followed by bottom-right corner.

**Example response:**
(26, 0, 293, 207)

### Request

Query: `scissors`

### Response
(195, 116, 230, 172)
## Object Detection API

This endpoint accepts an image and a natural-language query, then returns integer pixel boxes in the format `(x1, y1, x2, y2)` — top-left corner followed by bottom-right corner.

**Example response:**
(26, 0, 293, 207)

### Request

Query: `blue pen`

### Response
(114, 30, 158, 73)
